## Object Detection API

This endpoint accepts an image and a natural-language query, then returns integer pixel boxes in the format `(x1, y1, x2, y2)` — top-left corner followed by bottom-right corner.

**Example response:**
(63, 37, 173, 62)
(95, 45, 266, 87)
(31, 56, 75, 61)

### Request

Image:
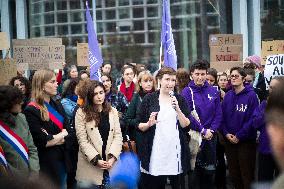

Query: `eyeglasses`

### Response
(230, 74, 240, 79)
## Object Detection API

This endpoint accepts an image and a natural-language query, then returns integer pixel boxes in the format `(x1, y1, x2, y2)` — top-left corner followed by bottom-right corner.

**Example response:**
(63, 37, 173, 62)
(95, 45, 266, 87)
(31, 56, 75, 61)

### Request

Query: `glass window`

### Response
(32, 27, 41, 37)
(71, 37, 83, 46)
(133, 8, 144, 18)
(119, 8, 130, 19)
(71, 24, 82, 34)
(32, 2, 42, 14)
(119, 0, 129, 6)
(171, 18, 181, 30)
(45, 26, 55, 36)
(134, 34, 145, 43)
(96, 10, 102, 20)
(71, 12, 83, 22)
(207, 16, 219, 27)
(70, 1, 81, 9)
(97, 22, 103, 33)
(120, 26, 131, 31)
(95, 0, 101, 8)
(106, 22, 116, 32)
(147, 7, 158, 17)
(148, 19, 159, 30)
(58, 25, 69, 35)
(44, 1, 54, 12)
(31, 15, 41, 26)
(44, 14, 54, 24)
(105, 1, 115, 7)
(57, 13, 68, 23)
(171, 5, 182, 16)
(106, 10, 116, 20)
(147, 0, 158, 4)
(134, 20, 144, 30)
(57, 1, 67, 10)
(148, 32, 158, 43)
(133, 0, 143, 5)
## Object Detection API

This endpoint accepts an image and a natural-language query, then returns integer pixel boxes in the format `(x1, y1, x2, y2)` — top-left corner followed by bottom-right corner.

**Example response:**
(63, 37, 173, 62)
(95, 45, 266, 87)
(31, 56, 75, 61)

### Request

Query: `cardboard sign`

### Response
(0, 32, 10, 50)
(0, 59, 17, 85)
(264, 54, 284, 89)
(209, 34, 243, 46)
(13, 45, 64, 70)
(261, 40, 284, 65)
(77, 43, 89, 66)
(210, 45, 243, 62)
(210, 61, 243, 72)
(12, 38, 62, 46)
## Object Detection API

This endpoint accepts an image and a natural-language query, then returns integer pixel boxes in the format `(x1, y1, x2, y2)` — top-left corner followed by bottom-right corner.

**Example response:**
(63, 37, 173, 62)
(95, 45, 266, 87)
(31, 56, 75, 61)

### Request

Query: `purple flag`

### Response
(161, 0, 177, 71)
(86, 1, 103, 81)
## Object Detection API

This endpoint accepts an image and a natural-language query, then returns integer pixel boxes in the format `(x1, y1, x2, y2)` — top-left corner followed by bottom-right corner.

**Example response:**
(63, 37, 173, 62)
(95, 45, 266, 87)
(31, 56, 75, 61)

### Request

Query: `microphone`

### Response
(169, 91, 176, 110)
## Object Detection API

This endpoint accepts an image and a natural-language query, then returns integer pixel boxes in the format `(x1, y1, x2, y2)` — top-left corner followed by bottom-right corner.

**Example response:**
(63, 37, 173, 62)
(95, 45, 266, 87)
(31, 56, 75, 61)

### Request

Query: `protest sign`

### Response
(0, 59, 17, 85)
(0, 32, 10, 50)
(261, 40, 284, 65)
(13, 38, 64, 70)
(209, 34, 243, 72)
(77, 43, 89, 66)
(264, 54, 284, 89)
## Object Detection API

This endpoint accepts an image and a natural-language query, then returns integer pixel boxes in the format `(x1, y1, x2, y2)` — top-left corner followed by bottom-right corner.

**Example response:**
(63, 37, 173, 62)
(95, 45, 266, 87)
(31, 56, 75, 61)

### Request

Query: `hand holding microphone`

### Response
(169, 91, 180, 112)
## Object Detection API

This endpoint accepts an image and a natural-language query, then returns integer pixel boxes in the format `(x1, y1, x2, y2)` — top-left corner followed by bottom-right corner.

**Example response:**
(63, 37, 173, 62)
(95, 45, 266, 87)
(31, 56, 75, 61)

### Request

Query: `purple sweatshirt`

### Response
(252, 100, 271, 154)
(222, 85, 259, 141)
(181, 80, 222, 132)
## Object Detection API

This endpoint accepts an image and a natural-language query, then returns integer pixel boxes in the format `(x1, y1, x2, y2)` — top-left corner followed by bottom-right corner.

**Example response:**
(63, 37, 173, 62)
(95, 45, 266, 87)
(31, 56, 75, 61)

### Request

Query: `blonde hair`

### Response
(31, 69, 55, 121)
(136, 71, 155, 92)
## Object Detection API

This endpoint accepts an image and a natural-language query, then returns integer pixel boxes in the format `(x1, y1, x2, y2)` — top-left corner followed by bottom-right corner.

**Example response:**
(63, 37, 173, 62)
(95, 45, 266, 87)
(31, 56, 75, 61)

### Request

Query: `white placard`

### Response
(264, 54, 284, 89)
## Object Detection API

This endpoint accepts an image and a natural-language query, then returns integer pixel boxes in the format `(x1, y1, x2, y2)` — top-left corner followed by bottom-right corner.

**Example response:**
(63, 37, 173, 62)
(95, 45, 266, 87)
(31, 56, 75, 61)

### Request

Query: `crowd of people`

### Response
(0, 55, 284, 189)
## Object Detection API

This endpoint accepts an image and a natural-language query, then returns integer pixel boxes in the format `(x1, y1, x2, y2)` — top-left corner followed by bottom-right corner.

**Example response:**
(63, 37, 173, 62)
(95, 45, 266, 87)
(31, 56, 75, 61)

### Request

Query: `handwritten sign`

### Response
(0, 32, 10, 50)
(209, 34, 243, 72)
(13, 38, 65, 70)
(0, 59, 17, 85)
(77, 43, 89, 66)
(261, 40, 284, 65)
(264, 54, 284, 89)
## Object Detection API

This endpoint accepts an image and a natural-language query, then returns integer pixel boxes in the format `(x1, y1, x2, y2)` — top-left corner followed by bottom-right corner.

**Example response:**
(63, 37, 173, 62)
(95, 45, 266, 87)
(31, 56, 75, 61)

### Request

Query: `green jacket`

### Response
(0, 113, 40, 177)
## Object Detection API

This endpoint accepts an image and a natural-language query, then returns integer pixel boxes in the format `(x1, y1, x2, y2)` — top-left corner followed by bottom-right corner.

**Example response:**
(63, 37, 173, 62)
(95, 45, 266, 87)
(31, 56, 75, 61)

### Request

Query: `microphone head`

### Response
(169, 91, 174, 97)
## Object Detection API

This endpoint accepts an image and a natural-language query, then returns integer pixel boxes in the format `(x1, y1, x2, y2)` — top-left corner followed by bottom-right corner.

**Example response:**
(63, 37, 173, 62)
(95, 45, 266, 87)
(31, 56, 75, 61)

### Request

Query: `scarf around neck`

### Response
(120, 81, 135, 102)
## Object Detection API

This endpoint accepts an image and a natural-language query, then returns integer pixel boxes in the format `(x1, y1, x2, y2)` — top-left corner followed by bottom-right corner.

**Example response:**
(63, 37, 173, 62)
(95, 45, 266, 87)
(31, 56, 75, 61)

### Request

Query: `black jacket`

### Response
(137, 90, 191, 173)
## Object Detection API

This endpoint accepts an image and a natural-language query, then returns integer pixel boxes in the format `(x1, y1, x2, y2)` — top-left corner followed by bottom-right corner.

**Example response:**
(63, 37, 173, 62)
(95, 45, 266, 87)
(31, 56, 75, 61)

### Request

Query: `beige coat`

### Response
(75, 107, 123, 185)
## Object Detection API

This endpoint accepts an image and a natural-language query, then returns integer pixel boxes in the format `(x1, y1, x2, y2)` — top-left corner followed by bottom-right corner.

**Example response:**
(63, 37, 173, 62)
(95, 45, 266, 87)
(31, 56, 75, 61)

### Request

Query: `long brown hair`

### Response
(83, 80, 111, 126)
(31, 69, 55, 121)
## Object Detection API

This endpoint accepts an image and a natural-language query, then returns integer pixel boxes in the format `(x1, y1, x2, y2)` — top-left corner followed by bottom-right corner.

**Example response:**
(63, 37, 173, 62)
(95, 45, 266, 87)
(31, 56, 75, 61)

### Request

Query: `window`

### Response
(32, 27, 41, 37)
(147, 0, 158, 4)
(71, 12, 83, 22)
(57, 13, 68, 23)
(120, 26, 131, 31)
(106, 22, 116, 32)
(133, 0, 143, 5)
(70, 1, 81, 9)
(119, 0, 129, 6)
(45, 26, 55, 36)
(134, 34, 145, 43)
(133, 8, 144, 18)
(147, 7, 158, 17)
(96, 10, 102, 20)
(71, 37, 83, 46)
(134, 20, 144, 30)
(119, 8, 130, 19)
(105, 1, 116, 7)
(45, 14, 54, 24)
(58, 25, 69, 35)
(106, 10, 116, 20)
(31, 15, 41, 26)
(148, 19, 159, 30)
(96, 0, 101, 8)
(97, 22, 103, 33)
(32, 2, 42, 14)
(57, 1, 67, 10)
(149, 32, 158, 43)
(71, 25, 82, 34)
(44, 1, 54, 12)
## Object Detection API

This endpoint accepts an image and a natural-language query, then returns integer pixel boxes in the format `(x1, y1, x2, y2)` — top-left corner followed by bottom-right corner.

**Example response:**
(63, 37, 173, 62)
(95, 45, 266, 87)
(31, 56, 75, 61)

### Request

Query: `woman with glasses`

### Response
(222, 67, 259, 189)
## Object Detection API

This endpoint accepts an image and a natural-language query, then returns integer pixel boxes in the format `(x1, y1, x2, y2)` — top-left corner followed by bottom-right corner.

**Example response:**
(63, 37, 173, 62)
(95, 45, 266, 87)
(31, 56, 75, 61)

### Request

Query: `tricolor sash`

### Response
(28, 101, 64, 131)
(0, 146, 8, 167)
(0, 120, 29, 165)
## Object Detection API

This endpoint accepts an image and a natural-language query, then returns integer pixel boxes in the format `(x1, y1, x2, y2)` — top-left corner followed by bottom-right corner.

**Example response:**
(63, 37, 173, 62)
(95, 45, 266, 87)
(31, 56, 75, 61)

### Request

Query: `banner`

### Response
(261, 40, 284, 65)
(77, 43, 89, 66)
(0, 59, 17, 85)
(264, 54, 284, 89)
(0, 32, 9, 50)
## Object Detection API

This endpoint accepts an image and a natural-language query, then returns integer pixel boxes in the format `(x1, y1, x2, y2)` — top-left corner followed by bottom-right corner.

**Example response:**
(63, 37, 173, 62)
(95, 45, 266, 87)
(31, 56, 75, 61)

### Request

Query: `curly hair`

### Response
(83, 80, 111, 126)
(9, 76, 31, 98)
(62, 78, 80, 98)
(0, 85, 23, 113)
